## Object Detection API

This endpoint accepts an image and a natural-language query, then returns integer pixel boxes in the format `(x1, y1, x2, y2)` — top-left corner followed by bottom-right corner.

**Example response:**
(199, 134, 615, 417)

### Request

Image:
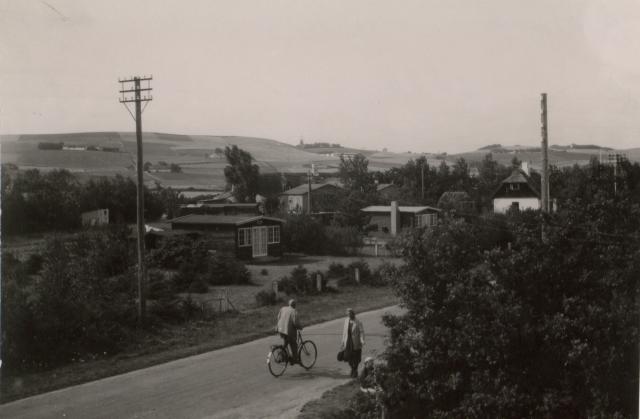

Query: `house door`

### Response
(251, 226, 268, 257)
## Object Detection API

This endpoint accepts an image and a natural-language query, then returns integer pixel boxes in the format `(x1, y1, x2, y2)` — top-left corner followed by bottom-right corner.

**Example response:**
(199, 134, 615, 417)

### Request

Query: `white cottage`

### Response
(492, 168, 540, 213)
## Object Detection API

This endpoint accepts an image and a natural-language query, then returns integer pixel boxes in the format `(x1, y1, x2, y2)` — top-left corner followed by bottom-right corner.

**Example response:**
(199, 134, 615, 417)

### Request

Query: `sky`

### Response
(1, 0, 639, 153)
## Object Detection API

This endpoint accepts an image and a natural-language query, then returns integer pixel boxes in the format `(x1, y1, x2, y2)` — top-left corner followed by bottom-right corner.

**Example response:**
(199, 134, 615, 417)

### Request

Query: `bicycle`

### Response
(267, 330, 317, 377)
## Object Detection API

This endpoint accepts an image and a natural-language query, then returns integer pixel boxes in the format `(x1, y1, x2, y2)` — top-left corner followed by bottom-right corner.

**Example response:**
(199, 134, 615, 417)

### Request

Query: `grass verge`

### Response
(298, 381, 361, 419)
(1, 285, 397, 404)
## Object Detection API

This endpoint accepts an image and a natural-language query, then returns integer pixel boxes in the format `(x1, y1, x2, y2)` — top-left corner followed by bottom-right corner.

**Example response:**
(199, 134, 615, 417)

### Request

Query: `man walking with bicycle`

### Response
(276, 299, 302, 364)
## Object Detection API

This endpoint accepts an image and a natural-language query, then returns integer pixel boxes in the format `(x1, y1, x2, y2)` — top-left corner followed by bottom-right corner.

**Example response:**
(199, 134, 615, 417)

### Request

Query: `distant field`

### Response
(451, 149, 597, 168)
(2, 132, 637, 190)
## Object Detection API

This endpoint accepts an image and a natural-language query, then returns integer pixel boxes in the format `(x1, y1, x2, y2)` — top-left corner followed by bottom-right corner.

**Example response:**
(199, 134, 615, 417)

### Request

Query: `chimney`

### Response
(521, 161, 530, 176)
(390, 201, 399, 236)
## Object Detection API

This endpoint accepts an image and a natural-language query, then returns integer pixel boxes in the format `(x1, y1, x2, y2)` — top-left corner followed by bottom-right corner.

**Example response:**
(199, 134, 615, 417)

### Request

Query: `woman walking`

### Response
(341, 308, 365, 378)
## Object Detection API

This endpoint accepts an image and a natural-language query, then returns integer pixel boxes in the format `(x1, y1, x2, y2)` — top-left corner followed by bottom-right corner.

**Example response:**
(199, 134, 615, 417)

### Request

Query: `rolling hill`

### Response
(1, 132, 637, 190)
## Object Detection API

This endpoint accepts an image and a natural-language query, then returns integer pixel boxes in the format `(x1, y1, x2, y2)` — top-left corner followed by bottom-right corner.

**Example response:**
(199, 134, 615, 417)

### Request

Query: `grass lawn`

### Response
(1, 254, 400, 403)
(298, 381, 362, 419)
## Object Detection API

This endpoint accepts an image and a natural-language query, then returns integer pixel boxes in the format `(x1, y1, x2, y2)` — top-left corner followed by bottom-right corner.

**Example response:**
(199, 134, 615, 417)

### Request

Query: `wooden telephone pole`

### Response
(540, 93, 550, 213)
(119, 75, 153, 324)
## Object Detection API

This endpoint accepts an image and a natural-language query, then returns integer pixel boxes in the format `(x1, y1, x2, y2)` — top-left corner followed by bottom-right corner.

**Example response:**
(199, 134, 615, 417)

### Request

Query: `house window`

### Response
(509, 183, 520, 191)
(267, 225, 281, 244)
(238, 228, 252, 246)
(416, 213, 438, 228)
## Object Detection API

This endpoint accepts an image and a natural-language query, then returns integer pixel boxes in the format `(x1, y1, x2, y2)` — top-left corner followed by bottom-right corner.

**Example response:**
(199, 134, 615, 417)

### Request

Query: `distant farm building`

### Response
(279, 183, 343, 214)
(492, 165, 541, 213)
(168, 214, 285, 260)
(81, 209, 109, 227)
(361, 201, 441, 236)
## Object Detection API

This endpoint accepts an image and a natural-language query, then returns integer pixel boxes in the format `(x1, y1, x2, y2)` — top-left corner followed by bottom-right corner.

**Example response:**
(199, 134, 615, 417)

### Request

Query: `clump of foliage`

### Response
(282, 214, 364, 255)
(1, 226, 137, 372)
(149, 237, 251, 290)
(205, 255, 251, 286)
(255, 289, 279, 306)
(277, 266, 328, 296)
(260, 268, 269, 276)
(1, 168, 167, 235)
(365, 199, 639, 418)
(278, 265, 315, 295)
(327, 262, 348, 279)
(187, 278, 209, 294)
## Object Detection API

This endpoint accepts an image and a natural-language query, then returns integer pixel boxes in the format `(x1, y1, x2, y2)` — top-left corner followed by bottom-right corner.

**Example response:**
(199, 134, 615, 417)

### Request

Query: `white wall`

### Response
(493, 197, 540, 213)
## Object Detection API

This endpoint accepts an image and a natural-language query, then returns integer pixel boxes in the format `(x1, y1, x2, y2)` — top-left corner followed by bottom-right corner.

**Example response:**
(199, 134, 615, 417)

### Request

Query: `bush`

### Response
(260, 268, 269, 276)
(327, 262, 347, 278)
(147, 236, 208, 270)
(174, 262, 199, 292)
(1, 234, 138, 371)
(377, 211, 640, 418)
(278, 265, 320, 295)
(338, 260, 372, 286)
(147, 270, 175, 300)
(282, 214, 326, 254)
(367, 262, 397, 287)
(324, 226, 362, 255)
(24, 253, 44, 274)
(255, 289, 278, 306)
(188, 278, 209, 294)
(206, 255, 251, 285)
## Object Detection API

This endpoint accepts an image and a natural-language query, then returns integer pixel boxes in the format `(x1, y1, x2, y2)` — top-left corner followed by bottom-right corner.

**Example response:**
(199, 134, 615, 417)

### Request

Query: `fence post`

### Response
(273, 280, 279, 294)
(355, 267, 360, 284)
(316, 274, 322, 292)
(374, 238, 379, 257)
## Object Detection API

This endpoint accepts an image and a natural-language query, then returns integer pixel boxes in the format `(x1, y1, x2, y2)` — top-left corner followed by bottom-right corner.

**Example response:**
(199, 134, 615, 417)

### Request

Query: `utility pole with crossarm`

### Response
(119, 75, 153, 325)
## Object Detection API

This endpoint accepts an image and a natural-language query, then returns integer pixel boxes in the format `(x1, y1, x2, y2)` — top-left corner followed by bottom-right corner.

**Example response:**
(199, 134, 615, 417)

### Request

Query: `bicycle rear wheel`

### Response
(267, 346, 288, 377)
(298, 340, 317, 370)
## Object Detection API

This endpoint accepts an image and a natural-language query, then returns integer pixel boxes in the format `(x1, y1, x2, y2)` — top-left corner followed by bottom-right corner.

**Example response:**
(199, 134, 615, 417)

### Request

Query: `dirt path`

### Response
(0, 306, 401, 419)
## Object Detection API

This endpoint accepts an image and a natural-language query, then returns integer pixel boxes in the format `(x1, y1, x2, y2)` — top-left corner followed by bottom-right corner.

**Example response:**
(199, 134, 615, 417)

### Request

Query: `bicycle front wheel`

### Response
(267, 346, 288, 377)
(298, 340, 317, 370)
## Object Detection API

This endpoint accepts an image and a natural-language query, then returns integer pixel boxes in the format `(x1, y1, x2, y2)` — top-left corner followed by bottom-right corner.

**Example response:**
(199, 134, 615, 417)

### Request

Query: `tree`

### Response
(372, 203, 639, 418)
(223, 145, 260, 202)
(338, 154, 375, 194)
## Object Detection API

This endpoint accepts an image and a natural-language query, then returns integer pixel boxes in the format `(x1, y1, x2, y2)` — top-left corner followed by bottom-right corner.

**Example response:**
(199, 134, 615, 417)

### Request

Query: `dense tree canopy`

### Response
(367, 159, 640, 418)
(1, 167, 168, 236)
(223, 145, 260, 202)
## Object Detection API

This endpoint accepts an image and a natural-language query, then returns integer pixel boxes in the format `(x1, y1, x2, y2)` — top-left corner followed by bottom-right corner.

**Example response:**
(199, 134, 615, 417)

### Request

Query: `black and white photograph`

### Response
(1, 1, 639, 418)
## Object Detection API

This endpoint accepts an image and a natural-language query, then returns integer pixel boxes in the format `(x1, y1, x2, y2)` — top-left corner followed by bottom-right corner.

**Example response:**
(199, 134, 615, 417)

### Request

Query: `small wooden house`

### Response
(168, 214, 285, 259)
(279, 183, 343, 214)
(361, 201, 441, 236)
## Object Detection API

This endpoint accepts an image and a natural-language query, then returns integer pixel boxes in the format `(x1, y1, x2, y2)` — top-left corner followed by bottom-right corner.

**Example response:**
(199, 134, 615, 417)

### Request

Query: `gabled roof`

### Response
(169, 214, 284, 226)
(279, 183, 341, 196)
(361, 205, 441, 214)
(492, 169, 540, 199)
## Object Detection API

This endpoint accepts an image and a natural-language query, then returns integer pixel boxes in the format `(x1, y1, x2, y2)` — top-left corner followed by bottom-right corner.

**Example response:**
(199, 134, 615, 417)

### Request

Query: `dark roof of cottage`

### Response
(492, 170, 540, 199)
(279, 183, 341, 196)
(169, 214, 284, 226)
(361, 205, 441, 214)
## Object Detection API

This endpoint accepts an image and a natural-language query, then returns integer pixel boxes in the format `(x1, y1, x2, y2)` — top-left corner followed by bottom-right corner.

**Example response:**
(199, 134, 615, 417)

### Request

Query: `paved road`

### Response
(1, 306, 401, 419)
